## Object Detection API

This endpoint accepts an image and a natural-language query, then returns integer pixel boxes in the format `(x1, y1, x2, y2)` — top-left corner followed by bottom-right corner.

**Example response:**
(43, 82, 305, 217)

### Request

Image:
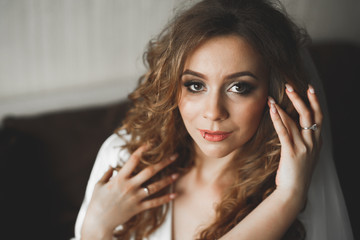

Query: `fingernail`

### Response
(171, 173, 179, 180)
(170, 154, 178, 161)
(270, 103, 277, 114)
(169, 193, 177, 199)
(268, 96, 276, 104)
(285, 84, 294, 92)
(308, 84, 315, 94)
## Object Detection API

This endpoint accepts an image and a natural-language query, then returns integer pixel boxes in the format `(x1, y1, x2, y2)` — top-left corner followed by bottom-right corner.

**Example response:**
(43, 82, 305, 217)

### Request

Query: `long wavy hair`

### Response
(115, 0, 310, 239)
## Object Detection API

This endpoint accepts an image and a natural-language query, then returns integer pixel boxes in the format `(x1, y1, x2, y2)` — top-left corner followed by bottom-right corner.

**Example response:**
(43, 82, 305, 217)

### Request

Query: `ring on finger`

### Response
(301, 123, 319, 131)
(143, 186, 150, 196)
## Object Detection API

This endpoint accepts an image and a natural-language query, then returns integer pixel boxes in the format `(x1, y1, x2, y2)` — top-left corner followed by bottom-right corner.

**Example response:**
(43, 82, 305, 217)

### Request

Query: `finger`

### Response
(138, 173, 179, 198)
(139, 193, 177, 211)
(120, 144, 149, 178)
(307, 85, 323, 140)
(98, 166, 114, 184)
(268, 98, 292, 147)
(285, 84, 314, 143)
(131, 154, 178, 186)
(273, 101, 303, 144)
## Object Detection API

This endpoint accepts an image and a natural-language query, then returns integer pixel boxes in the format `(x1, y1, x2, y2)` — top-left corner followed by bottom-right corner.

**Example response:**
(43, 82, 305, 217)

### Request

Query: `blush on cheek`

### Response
(178, 98, 195, 121)
(178, 92, 204, 117)
(249, 101, 266, 122)
(233, 96, 266, 115)
(234, 99, 267, 131)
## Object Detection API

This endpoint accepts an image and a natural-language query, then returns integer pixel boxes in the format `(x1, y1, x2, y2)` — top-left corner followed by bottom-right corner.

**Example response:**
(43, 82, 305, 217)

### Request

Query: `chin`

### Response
(196, 141, 239, 159)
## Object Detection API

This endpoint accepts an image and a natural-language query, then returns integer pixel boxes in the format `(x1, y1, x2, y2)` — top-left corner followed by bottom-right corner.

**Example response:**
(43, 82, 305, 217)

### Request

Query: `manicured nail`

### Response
(170, 154, 178, 161)
(308, 84, 315, 94)
(169, 193, 177, 199)
(285, 84, 294, 92)
(268, 96, 276, 104)
(171, 173, 179, 180)
(270, 103, 277, 114)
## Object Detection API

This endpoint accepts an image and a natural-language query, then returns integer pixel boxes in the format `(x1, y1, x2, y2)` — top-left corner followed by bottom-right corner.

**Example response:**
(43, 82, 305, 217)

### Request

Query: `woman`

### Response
(74, 0, 353, 239)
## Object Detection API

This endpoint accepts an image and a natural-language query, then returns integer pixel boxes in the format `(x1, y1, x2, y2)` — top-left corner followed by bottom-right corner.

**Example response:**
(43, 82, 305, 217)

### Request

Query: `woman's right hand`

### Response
(81, 145, 178, 239)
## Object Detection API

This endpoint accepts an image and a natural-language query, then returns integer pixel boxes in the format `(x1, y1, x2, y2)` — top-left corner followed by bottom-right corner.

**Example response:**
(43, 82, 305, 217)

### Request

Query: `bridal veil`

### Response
(298, 49, 354, 240)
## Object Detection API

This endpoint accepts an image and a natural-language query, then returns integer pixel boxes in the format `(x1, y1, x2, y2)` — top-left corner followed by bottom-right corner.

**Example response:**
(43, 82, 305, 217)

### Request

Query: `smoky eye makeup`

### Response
(183, 80, 206, 93)
(181, 68, 259, 95)
(227, 81, 256, 95)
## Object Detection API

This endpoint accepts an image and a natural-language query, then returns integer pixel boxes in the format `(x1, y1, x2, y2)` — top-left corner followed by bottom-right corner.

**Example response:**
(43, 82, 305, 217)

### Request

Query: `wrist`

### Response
(81, 218, 114, 240)
(273, 187, 307, 213)
(81, 228, 114, 240)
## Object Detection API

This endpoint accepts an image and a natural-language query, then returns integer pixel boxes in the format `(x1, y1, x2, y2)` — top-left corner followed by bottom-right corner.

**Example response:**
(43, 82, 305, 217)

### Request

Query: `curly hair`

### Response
(115, 0, 310, 239)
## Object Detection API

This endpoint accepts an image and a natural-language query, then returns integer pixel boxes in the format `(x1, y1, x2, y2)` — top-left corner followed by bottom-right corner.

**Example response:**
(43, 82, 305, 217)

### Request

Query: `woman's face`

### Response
(178, 35, 269, 159)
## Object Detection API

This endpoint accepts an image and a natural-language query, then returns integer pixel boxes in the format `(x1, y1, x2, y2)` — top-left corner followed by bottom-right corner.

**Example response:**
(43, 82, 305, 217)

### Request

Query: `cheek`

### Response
(178, 94, 199, 124)
(241, 88, 268, 124)
(231, 97, 267, 130)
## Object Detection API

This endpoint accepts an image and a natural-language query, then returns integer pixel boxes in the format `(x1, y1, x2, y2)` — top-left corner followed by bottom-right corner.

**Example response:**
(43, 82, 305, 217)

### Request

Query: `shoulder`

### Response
(83, 130, 132, 193)
(95, 129, 132, 168)
(73, 130, 132, 238)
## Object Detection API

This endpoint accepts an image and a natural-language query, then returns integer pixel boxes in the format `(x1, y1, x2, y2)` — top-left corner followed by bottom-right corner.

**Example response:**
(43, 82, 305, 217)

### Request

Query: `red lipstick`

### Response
(199, 129, 232, 142)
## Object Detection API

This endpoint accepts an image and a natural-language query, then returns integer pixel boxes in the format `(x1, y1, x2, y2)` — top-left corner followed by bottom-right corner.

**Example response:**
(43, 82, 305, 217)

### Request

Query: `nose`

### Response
(202, 92, 229, 121)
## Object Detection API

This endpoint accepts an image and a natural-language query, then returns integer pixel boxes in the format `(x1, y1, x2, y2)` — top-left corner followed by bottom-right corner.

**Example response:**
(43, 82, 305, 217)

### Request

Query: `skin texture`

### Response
(179, 35, 269, 160)
(80, 35, 323, 240)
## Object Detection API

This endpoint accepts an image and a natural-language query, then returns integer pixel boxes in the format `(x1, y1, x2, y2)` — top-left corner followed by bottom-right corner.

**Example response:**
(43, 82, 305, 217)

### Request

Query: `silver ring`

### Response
(301, 123, 318, 131)
(143, 187, 150, 196)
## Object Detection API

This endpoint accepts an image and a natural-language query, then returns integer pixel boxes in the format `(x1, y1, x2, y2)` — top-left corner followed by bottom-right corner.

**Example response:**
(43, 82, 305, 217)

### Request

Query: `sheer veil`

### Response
(298, 49, 354, 240)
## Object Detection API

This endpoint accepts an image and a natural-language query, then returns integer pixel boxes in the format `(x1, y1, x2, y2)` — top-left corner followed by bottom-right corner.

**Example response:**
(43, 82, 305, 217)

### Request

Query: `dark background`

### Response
(309, 42, 360, 240)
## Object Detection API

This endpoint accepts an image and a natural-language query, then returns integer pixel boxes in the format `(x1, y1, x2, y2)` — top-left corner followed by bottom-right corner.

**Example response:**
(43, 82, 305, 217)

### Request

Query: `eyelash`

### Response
(183, 80, 255, 95)
(227, 82, 255, 95)
(183, 80, 205, 93)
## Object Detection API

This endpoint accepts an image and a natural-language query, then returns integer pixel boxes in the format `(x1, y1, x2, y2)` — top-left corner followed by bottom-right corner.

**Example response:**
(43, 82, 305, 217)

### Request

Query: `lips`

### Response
(199, 129, 232, 142)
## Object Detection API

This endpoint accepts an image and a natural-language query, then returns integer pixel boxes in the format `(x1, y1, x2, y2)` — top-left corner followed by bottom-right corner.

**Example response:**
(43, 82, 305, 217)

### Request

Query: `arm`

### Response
(221, 85, 323, 240)
(221, 189, 304, 240)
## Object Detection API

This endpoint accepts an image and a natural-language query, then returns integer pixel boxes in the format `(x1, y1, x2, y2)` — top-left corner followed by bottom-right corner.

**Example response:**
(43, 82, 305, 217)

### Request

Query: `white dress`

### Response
(73, 51, 354, 240)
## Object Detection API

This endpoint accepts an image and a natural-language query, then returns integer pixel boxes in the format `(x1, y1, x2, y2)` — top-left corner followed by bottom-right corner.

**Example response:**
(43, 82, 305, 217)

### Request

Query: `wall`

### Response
(0, 0, 359, 120)
(0, 0, 185, 120)
(282, 0, 360, 44)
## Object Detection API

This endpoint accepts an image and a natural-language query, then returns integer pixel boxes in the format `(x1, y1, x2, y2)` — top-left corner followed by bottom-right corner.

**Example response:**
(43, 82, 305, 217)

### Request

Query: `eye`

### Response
(183, 80, 206, 93)
(227, 82, 255, 95)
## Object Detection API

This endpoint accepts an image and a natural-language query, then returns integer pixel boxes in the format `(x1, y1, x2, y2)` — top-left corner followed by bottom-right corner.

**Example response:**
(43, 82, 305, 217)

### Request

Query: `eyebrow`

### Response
(182, 69, 259, 81)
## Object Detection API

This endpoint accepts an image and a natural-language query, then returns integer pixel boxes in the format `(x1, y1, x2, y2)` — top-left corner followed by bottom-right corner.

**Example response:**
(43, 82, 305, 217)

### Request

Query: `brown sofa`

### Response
(1, 43, 359, 239)
(1, 100, 132, 239)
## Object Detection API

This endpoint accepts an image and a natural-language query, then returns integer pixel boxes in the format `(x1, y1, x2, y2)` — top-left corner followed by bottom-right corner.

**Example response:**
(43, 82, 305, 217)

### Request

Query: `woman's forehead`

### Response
(182, 35, 267, 81)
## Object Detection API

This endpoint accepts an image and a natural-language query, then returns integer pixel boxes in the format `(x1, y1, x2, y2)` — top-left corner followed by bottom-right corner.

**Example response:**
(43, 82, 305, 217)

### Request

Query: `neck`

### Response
(192, 145, 238, 186)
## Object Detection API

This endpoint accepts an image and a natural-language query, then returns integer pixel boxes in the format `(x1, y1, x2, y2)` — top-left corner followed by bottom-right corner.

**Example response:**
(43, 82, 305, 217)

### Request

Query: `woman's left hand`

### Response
(268, 84, 323, 202)
(217, 84, 323, 240)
